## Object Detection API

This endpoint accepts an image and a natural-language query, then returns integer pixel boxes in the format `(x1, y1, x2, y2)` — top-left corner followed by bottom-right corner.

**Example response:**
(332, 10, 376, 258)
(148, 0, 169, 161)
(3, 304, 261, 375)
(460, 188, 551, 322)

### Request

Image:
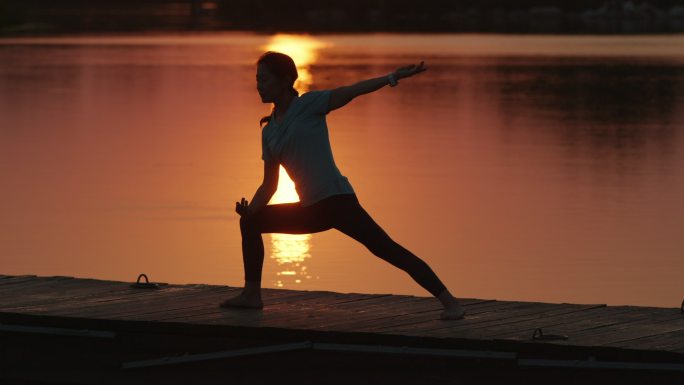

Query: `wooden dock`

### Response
(1, 273, 683, 384)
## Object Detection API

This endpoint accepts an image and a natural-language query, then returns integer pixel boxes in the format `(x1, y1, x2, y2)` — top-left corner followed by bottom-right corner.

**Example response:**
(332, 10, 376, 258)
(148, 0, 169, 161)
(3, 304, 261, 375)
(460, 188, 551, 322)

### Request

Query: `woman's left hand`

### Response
(235, 197, 250, 217)
(393, 61, 427, 80)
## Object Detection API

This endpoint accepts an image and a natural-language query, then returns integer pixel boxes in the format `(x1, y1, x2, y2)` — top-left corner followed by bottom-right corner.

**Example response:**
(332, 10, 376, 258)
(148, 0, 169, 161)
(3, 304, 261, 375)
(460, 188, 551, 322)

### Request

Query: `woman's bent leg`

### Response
(239, 215, 266, 284)
(222, 201, 333, 309)
(239, 202, 332, 283)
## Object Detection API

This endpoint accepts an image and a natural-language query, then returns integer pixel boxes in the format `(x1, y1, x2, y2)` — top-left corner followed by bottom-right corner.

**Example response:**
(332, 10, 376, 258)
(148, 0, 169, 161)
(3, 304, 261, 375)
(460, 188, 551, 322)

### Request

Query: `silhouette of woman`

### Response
(220, 51, 466, 320)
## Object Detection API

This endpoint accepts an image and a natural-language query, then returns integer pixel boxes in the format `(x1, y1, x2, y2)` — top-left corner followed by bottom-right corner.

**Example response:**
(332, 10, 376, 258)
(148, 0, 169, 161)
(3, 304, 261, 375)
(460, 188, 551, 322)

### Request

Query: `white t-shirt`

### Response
(261, 89, 355, 207)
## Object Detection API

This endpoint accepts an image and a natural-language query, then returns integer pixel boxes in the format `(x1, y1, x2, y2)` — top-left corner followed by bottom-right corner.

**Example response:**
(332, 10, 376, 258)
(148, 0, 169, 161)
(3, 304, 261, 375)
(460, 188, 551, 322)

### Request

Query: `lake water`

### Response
(1, 33, 683, 307)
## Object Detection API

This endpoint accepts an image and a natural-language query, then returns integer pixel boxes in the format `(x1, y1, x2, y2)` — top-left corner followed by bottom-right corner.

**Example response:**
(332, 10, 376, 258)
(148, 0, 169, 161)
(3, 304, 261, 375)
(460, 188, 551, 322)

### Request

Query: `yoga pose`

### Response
(220, 51, 466, 320)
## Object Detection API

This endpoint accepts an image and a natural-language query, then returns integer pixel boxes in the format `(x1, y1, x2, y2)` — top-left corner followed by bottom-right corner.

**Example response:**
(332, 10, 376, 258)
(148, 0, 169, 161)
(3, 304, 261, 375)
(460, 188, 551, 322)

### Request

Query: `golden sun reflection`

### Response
(264, 34, 328, 93)
(262, 34, 329, 288)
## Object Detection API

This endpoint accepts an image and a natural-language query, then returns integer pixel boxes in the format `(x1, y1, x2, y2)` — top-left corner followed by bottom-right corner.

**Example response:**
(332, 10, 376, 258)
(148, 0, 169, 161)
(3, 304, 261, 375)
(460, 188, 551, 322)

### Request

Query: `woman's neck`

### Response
(273, 92, 295, 119)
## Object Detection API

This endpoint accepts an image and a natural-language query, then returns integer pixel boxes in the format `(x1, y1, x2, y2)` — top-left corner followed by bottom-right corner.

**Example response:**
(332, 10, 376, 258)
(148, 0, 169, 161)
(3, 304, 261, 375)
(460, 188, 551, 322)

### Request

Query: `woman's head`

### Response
(256, 51, 298, 104)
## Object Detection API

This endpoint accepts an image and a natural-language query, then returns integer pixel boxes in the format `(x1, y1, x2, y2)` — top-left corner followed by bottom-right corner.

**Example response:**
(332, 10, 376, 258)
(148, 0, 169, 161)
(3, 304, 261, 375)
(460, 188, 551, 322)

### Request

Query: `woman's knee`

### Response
(239, 215, 260, 235)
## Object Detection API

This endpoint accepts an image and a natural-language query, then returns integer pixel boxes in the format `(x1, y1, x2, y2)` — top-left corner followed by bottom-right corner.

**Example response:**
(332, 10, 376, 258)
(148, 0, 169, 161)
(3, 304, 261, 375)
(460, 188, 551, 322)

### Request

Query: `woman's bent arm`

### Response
(246, 184, 276, 215)
(246, 159, 279, 215)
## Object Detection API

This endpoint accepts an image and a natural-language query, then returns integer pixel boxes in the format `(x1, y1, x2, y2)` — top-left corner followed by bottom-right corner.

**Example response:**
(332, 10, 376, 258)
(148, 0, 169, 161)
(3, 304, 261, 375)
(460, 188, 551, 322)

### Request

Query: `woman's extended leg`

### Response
(332, 196, 466, 320)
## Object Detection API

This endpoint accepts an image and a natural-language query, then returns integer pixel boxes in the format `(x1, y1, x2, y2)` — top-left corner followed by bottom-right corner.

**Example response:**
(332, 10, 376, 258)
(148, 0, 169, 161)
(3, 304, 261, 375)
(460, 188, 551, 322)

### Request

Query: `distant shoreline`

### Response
(3, 1, 684, 36)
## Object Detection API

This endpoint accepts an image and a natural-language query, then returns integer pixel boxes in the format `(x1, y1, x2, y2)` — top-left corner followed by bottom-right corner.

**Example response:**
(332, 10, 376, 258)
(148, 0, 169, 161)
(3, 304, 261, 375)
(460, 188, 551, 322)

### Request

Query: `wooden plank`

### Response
(122, 291, 253, 322)
(304, 297, 448, 331)
(661, 337, 684, 353)
(320, 296, 487, 319)
(423, 304, 605, 341)
(0, 275, 39, 286)
(0, 274, 38, 278)
(486, 305, 679, 342)
(180, 292, 396, 328)
(585, 320, 684, 348)
(254, 294, 426, 326)
(246, 292, 391, 323)
(284, 293, 416, 318)
(663, 336, 684, 351)
(438, 307, 684, 344)
(129, 290, 370, 323)
(376, 301, 548, 333)
(0, 276, 100, 295)
(262, 289, 371, 306)
(0, 279, 80, 303)
(264, 289, 393, 309)
(232, 292, 406, 328)
(105, 280, 316, 321)
(0, 276, 74, 294)
(164, 290, 374, 326)
(605, 329, 684, 351)
(544, 322, 677, 346)
(271, 291, 381, 307)
(475, 304, 634, 340)
(82, 286, 242, 320)
(0, 276, 80, 294)
(8, 284, 191, 316)
(377, 302, 592, 338)
(448, 304, 607, 336)
(165, 290, 387, 323)
(314, 299, 513, 334)
(253, 288, 365, 306)
(354, 301, 555, 334)
(543, 306, 682, 343)
(0, 275, 166, 306)
(0, 278, 131, 309)
(0, 277, 113, 309)
(124, 288, 340, 325)
(559, 315, 684, 347)
(3, 281, 173, 312)
(265, 296, 436, 330)
(43, 285, 215, 318)
(56, 285, 227, 317)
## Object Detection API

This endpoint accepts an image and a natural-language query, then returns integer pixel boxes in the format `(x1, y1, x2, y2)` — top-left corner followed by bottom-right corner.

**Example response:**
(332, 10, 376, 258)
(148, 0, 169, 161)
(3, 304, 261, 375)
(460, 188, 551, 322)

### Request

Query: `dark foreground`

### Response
(1, 331, 682, 385)
(1, 274, 683, 384)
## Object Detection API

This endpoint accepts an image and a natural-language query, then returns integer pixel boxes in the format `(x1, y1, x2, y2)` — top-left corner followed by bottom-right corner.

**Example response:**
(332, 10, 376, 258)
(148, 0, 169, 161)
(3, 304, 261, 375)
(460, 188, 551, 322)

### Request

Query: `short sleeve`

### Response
(305, 89, 332, 115)
(261, 129, 273, 161)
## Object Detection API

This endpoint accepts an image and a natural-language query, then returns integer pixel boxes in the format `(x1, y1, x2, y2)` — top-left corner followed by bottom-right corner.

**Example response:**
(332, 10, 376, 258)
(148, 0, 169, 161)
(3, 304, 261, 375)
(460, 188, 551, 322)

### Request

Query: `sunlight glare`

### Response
(262, 34, 329, 288)
(263, 34, 329, 93)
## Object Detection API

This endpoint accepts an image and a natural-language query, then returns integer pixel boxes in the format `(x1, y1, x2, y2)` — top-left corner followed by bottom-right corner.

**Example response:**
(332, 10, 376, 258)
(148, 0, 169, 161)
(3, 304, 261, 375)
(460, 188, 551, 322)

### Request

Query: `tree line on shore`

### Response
(2, 0, 684, 34)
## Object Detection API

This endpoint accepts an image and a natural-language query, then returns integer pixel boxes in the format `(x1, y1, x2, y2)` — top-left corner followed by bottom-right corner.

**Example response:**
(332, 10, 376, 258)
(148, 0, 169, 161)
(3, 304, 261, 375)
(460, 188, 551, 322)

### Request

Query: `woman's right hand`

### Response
(393, 61, 427, 80)
(235, 197, 250, 217)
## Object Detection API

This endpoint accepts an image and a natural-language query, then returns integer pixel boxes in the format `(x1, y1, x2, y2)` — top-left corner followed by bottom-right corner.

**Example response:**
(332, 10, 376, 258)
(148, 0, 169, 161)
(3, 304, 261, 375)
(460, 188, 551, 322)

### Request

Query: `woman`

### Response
(220, 51, 466, 320)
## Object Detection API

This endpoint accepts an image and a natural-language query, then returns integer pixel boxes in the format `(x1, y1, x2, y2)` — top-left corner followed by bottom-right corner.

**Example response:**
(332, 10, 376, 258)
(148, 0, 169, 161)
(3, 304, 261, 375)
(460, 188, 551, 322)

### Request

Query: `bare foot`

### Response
(440, 304, 466, 320)
(219, 292, 263, 309)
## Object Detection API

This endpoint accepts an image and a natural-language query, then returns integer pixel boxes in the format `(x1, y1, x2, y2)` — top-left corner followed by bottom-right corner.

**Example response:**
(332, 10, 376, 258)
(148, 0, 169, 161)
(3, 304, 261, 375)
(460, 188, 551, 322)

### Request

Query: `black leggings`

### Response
(239, 193, 448, 298)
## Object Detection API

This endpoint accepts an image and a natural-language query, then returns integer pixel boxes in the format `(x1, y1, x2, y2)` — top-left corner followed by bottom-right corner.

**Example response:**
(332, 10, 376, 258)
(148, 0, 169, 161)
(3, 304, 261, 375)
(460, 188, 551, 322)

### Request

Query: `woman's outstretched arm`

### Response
(327, 61, 427, 112)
